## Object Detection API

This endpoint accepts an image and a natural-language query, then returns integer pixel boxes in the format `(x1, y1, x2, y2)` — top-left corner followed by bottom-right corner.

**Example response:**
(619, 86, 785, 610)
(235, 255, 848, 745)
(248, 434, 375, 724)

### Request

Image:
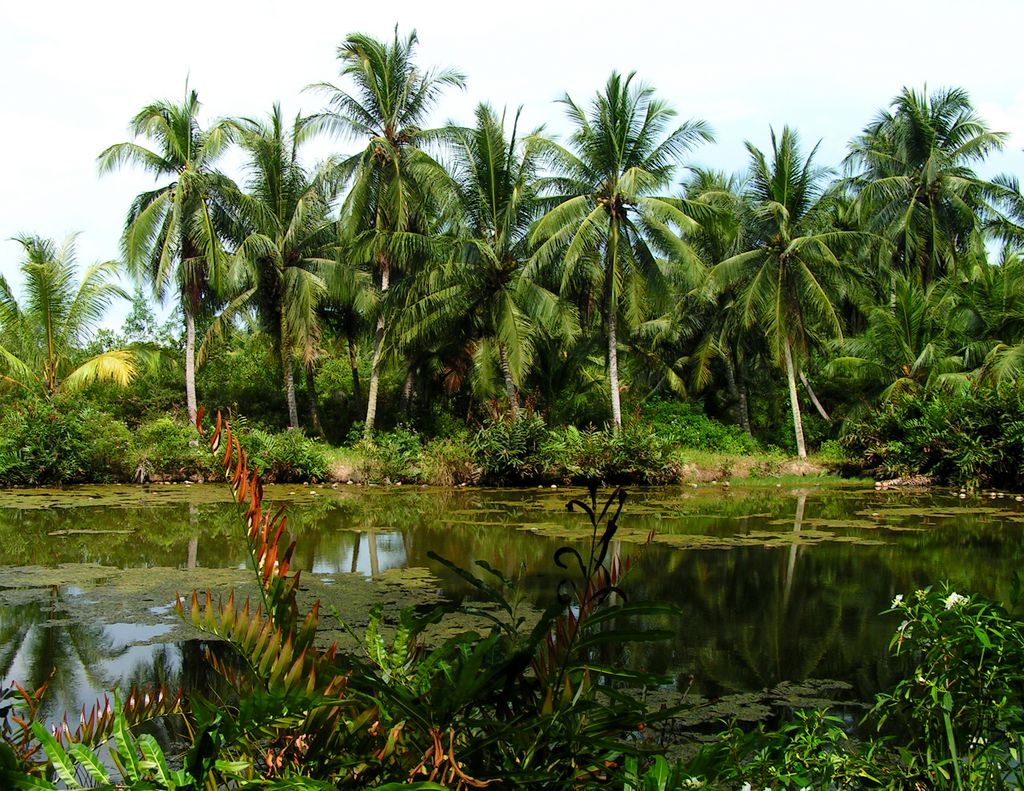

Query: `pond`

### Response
(1, 481, 1022, 725)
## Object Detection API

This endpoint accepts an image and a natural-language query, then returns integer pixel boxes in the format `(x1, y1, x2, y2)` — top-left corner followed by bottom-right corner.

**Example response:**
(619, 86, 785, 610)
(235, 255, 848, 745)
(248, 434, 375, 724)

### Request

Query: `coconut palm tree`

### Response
(960, 247, 1024, 383)
(0, 235, 139, 396)
(827, 274, 968, 402)
(530, 72, 712, 429)
(394, 103, 574, 416)
(711, 127, 851, 457)
(227, 104, 339, 431)
(845, 86, 1006, 287)
(97, 89, 235, 423)
(310, 28, 464, 438)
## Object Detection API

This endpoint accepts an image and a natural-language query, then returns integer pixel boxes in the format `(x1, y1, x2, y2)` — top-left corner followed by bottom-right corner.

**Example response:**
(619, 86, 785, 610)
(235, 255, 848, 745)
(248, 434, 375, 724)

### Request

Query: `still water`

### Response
(1, 482, 1022, 723)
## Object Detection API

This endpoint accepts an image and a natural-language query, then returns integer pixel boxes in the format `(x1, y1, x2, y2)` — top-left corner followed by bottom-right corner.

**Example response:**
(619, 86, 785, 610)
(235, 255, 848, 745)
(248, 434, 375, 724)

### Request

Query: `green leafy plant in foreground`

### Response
(873, 585, 1024, 790)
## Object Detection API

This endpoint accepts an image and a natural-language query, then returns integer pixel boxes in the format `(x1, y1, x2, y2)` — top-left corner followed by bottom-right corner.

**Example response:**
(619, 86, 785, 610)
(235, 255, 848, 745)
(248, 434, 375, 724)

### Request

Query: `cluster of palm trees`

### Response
(6, 29, 1022, 455)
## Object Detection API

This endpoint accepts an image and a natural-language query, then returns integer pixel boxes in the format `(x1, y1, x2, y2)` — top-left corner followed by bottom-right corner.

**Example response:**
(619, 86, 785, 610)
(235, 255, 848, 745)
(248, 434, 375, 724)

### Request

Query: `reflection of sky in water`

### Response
(311, 530, 407, 576)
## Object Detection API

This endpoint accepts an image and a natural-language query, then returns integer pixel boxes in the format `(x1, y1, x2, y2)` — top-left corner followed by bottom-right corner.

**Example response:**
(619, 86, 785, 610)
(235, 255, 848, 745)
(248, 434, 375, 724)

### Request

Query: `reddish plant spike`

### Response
(270, 511, 288, 548)
(231, 443, 246, 487)
(195, 405, 204, 433)
(221, 423, 233, 469)
(209, 412, 223, 453)
(262, 544, 279, 584)
(248, 472, 261, 508)
(237, 473, 249, 504)
(280, 540, 296, 569)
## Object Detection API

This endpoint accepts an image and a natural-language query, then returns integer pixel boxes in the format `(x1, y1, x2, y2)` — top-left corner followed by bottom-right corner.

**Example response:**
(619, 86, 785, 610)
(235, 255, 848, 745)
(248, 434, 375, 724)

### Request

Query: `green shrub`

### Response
(841, 386, 1024, 488)
(539, 423, 679, 485)
(472, 414, 548, 483)
(643, 398, 759, 454)
(360, 427, 423, 483)
(240, 428, 329, 482)
(131, 417, 217, 482)
(421, 431, 479, 486)
(872, 585, 1024, 788)
(0, 399, 134, 484)
(78, 408, 134, 482)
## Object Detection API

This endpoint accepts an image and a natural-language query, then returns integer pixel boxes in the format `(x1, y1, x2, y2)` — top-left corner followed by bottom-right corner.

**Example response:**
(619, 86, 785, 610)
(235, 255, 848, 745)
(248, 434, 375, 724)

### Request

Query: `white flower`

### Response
(944, 591, 968, 610)
(891, 594, 904, 608)
(740, 783, 752, 791)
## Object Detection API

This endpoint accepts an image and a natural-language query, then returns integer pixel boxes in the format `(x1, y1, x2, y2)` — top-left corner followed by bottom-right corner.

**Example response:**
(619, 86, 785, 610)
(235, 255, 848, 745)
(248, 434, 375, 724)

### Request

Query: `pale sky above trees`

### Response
(3, 0, 1023, 325)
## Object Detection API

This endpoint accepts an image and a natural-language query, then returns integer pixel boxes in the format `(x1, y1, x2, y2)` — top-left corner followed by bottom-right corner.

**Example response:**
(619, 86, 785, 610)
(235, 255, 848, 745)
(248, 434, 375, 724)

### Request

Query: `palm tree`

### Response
(395, 104, 574, 416)
(310, 28, 465, 438)
(227, 105, 338, 431)
(0, 235, 139, 396)
(960, 247, 1024, 383)
(531, 72, 712, 429)
(827, 274, 967, 402)
(97, 89, 235, 423)
(845, 86, 1006, 287)
(681, 168, 754, 432)
(711, 127, 850, 458)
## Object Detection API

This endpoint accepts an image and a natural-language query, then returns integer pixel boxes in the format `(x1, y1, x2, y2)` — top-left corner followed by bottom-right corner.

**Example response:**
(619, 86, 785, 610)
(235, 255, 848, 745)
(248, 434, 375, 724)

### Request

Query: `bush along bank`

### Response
(839, 385, 1024, 491)
(0, 397, 833, 487)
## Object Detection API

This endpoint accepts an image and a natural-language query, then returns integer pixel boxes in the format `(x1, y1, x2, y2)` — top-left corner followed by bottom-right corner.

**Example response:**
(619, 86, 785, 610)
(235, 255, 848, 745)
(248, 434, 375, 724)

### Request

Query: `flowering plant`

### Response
(874, 584, 1024, 789)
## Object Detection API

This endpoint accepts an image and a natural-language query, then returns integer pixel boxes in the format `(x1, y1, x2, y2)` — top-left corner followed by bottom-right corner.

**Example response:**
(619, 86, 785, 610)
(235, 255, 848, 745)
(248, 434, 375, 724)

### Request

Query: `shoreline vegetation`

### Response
(0, 398, 848, 488)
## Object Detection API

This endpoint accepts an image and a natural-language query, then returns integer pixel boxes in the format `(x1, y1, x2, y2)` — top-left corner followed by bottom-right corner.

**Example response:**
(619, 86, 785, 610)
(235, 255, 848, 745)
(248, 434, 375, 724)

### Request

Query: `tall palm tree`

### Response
(395, 104, 573, 416)
(845, 86, 1006, 287)
(97, 89, 235, 423)
(0, 235, 138, 396)
(531, 72, 712, 429)
(227, 104, 338, 431)
(310, 28, 464, 438)
(680, 168, 754, 432)
(711, 127, 850, 457)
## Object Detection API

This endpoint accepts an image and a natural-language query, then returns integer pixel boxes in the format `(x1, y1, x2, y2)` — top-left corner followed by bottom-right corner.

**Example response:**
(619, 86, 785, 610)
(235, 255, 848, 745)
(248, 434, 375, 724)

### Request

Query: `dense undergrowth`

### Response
(8, 382, 1024, 490)
(0, 396, 800, 487)
(2, 411, 1023, 789)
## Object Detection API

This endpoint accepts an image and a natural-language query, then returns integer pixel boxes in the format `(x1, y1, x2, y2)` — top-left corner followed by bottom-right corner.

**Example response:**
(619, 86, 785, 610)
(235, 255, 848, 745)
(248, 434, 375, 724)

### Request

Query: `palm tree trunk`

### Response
(306, 364, 324, 437)
(799, 370, 831, 422)
(400, 365, 414, 417)
(607, 222, 623, 432)
(783, 339, 807, 459)
(724, 351, 752, 436)
(364, 258, 390, 440)
(282, 333, 299, 430)
(499, 342, 519, 418)
(608, 303, 623, 432)
(348, 337, 363, 406)
(184, 308, 198, 425)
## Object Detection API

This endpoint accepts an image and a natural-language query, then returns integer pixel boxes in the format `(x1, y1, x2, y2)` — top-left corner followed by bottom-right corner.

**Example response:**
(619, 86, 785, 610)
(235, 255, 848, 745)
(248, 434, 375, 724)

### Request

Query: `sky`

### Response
(2, 0, 1023, 326)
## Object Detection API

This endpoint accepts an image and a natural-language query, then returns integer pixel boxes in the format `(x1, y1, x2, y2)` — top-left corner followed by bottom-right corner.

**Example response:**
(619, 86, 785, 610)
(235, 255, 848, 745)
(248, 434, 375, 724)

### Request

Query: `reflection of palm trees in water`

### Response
(682, 492, 859, 695)
(0, 589, 125, 721)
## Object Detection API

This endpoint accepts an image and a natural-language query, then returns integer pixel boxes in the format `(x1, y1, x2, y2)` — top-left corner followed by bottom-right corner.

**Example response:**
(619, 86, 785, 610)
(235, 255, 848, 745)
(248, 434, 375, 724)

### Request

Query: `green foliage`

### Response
(841, 386, 1024, 488)
(359, 426, 424, 483)
(0, 399, 133, 485)
(472, 413, 549, 483)
(239, 428, 330, 482)
(643, 398, 759, 454)
(540, 423, 680, 484)
(130, 417, 219, 483)
(420, 431, 479, 486)
(873, 585, 1024, 789)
